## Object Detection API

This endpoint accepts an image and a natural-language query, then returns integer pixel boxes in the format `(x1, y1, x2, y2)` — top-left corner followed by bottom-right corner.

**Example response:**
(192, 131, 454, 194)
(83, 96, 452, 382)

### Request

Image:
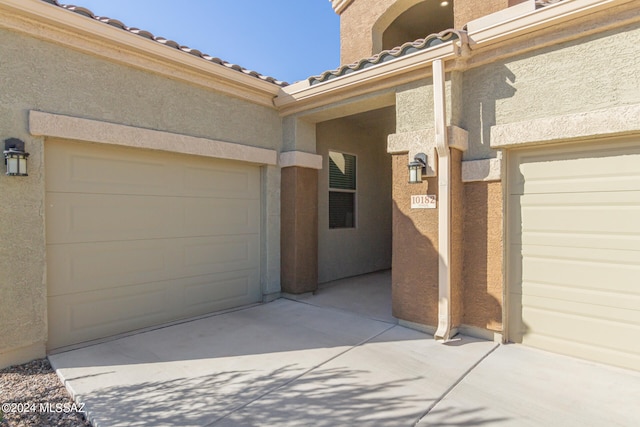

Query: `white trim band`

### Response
(490, 104, 640, 149)
(387, 126, 468, 177)
(279, 151, 323, 169)
(29, 111, 278, 165)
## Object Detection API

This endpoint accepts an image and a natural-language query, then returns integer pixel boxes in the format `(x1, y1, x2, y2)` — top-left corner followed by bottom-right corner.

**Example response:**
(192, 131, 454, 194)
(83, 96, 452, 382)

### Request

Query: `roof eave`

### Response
(0, 0, 281, 107)
(275, 41, 461, 116)
(276, 0, 636, 117)
(465, 0, 632, 49)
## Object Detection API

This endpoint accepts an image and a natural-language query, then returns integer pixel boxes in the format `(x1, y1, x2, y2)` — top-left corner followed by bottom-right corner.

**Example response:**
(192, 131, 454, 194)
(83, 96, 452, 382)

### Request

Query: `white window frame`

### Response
(328, 150, 357, 229)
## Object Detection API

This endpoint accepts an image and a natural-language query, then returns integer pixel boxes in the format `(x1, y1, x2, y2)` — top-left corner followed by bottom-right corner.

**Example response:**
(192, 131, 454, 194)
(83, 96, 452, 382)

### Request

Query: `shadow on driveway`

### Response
(50, 299, 500, 426)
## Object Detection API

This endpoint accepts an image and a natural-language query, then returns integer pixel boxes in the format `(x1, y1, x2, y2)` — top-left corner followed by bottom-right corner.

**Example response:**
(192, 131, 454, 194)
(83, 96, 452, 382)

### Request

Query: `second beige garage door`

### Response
(508, 137, 640, 371)
(46, 139, 262, 349)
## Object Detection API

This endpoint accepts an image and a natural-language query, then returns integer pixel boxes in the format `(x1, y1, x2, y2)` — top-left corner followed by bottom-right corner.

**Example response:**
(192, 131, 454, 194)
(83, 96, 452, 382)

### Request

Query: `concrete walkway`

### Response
(295, 269, 396, 323)
(49, 282, 640, 426)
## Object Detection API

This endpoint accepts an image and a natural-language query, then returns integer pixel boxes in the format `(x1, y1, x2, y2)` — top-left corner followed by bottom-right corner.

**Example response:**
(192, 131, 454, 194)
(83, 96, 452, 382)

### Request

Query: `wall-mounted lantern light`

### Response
(4, 138, 29, 176)
(408, 152, 427, 184)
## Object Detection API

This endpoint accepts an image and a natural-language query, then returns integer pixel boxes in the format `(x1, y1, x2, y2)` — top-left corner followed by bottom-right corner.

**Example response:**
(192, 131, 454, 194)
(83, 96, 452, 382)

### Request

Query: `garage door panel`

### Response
(515, 246, 640, 295)
(47, 193, 181, 243)
(183, 166, 260, 198)
(522, 334, 640, 373)
(47, 194, 259, 244)
(46, 140, 262, 350)
(516, 166, 640, 195)
(183, 198, 259, 236)
(46, 138, 260, 199)
(179, 235, 259, 278)
(511, 193, 640, 249)
(48, 267, 260, 349)
(517, 232, 640, 252)
(64, 155, 172, 194)
(48, 240, 168, 296)
(47, 140, 172, 194)
(521, 281, 640, 312)
(183, 236, 258, 270)
(184, 271, 260, 312)
(48, 235, 259, 296)
(522, 294, 640, 328)
(511, 144, 640, 195)
(48, 282, 174, 348)
(509, 138, 640, 371)
(520, 193, 640, 238)
(520, 303, 640, 359)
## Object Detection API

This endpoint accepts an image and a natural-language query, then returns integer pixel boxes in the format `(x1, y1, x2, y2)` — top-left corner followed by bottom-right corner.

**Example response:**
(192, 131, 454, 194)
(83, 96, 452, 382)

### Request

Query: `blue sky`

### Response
(70, 0, 341, 84)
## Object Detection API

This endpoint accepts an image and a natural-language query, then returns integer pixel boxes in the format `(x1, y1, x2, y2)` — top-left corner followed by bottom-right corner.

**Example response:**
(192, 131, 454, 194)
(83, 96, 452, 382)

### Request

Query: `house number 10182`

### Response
(411, 194, 437, 209)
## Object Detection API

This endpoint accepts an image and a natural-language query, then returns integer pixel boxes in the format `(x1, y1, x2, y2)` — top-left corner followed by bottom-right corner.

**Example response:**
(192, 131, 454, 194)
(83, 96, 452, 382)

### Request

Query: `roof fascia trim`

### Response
(275, 42, 460, 114)
(277, 0, 637, 116)
(29, 110, 278, 165)
(467, 0, 635, 48)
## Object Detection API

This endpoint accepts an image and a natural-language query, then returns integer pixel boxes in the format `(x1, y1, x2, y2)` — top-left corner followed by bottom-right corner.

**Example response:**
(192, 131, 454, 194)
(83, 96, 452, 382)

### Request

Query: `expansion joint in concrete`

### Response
(207, 322, 397, 426)
(413, 342, 501, 426)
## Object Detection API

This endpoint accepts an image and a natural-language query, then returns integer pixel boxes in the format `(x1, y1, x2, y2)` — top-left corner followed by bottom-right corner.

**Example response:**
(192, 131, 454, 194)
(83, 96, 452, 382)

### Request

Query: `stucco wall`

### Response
(0, 28, 282, 367)
(396, 79, 435, 134)
(340, 0, 455, 65)
(339, 0, 513, 65)
(390, 150, 465, 329)
(391, 154, 438, 325)
(454, 0, 510, 28)
(463, 181, 503, 332)
(316, 116, 393, 283)
(462, 22, 640, 160)
(396, 76, 462, 134)
(450, 149, 465, 328)
(340, 0, 405, 65)
(0, 30, 281, 149)
(389, 18, 640, 334)
(390, 72, 466, 329)
(281, 167, 318, 294)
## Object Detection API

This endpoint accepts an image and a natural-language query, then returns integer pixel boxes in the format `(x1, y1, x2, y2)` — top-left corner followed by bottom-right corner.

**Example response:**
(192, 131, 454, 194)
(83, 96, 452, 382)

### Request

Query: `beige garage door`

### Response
(46, 139, 261, 349)
(508, 137, 640, 371)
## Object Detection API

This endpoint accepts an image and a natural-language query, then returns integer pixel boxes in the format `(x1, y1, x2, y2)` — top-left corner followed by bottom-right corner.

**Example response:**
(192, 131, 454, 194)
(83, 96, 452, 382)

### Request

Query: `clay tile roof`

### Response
(40, 0, 289, 87)
(308, 29, 463, 85)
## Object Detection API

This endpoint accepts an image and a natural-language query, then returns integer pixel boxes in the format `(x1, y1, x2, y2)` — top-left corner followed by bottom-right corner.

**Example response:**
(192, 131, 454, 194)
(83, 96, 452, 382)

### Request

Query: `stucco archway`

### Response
(372, 0, 454, 53)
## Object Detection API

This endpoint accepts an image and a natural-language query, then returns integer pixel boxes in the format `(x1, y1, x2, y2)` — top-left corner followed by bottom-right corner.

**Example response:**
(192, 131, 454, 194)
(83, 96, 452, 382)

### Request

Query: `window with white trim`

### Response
(329, 151, 356, 229)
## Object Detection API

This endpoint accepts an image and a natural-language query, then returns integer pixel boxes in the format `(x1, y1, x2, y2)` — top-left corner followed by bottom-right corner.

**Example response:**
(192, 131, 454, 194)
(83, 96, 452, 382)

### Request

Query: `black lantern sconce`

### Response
(408, 152, 427, 184)
(4, 138, 29, 176)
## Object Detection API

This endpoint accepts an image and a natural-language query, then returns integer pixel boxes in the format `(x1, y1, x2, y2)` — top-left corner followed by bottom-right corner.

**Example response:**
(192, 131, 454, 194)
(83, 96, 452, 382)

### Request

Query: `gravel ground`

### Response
(0, 359, 91, 427)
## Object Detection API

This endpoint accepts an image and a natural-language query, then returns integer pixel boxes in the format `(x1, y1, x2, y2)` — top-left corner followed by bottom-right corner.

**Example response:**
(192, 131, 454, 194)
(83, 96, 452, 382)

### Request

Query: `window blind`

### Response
(328, 151, 356, 229)
(329, 152, 356, 190)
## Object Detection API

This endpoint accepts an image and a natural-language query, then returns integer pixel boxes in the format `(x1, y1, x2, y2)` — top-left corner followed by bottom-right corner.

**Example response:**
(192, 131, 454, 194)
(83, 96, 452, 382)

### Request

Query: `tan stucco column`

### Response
(279, 151, 323, 294)
(390, 152, 440, 326)
(387, 144, 465, 330)
(280, 166, 318, 294)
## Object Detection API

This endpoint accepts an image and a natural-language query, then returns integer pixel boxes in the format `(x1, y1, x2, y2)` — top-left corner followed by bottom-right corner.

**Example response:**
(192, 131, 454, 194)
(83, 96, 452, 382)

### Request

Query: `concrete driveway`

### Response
(49, 299, 640, 427)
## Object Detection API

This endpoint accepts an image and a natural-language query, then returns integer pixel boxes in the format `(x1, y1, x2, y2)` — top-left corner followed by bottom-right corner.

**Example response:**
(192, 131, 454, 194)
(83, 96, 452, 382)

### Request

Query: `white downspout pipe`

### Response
(433, 58, 452, 342)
